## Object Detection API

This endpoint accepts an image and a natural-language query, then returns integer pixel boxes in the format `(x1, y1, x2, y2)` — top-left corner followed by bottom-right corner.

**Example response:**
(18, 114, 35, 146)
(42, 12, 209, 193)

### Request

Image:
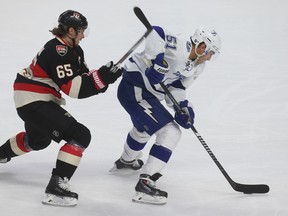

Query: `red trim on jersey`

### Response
(14, 83, 62, 98)
(57, 36, 69, 46)
(29, 63, 49, 78)
(60, 143, 84, 157)
(61, 80, 73, 95)
(16, 132, 30, 153)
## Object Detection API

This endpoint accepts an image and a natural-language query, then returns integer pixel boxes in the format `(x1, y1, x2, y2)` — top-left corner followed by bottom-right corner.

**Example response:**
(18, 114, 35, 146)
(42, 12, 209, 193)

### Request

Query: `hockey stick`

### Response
(160, 82, 269, 194)
(110, 7, 153, 72)
(134, 6, 270, 194)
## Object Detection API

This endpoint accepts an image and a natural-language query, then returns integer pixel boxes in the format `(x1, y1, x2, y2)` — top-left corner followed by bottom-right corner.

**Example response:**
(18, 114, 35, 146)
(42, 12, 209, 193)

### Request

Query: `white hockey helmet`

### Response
(191, 27, 222, 57)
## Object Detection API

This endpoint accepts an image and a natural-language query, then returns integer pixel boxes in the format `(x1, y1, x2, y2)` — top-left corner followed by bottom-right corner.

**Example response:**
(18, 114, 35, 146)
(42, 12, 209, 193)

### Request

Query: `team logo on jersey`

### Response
(184, 60, 193, 71)
(173, 71, 186, 80)
(56, 45, 68, 56)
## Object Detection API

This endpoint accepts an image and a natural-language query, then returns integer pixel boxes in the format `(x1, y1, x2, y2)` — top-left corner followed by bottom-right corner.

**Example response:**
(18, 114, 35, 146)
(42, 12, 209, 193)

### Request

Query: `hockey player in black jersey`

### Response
(0, 10, 122, 207)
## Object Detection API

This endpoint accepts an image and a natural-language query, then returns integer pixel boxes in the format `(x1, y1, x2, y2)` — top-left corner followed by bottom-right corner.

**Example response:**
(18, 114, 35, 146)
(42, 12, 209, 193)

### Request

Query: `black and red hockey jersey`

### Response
(14, 37, 104, 108)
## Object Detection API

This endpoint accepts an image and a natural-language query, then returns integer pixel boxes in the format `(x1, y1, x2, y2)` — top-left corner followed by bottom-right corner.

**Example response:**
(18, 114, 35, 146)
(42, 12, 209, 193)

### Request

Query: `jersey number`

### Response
(56, 64, 73, 78)
(166, 35, 177, 50)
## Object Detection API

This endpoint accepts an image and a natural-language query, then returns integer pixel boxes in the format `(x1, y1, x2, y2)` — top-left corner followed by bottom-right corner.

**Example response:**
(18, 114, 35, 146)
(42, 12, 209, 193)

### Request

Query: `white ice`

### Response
(1, 0, 288, 215)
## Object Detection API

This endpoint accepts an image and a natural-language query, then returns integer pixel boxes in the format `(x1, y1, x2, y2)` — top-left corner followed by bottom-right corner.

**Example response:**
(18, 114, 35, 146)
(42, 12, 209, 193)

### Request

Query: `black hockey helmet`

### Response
(58, 10, 88, 32)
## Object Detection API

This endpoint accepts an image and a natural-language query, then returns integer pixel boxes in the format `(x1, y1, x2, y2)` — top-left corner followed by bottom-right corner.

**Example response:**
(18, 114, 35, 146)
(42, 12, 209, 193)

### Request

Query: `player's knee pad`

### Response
(155, 121, 181, 150)
(129, 127, 151, 144)
(27, 134, 52, 151)
(63, 122, 91, 149)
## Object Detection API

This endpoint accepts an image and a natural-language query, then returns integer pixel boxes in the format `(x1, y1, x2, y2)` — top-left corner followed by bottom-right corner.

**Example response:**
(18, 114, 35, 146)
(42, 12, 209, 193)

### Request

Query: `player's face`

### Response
(190, 42, 209, 60)
(196, 43, 207, 56)
(192, 42, 216, 64)
(74, 29, 86, 46)
(66, 27, 86, 47)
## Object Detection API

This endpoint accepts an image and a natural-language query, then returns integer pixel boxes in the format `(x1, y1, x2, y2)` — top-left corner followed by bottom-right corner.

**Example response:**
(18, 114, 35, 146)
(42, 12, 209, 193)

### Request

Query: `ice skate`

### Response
(132, 173, 168, 205)
(42, 175, 78, 207)
(109, 156, 144, 172)
(0, 156, 10, 163)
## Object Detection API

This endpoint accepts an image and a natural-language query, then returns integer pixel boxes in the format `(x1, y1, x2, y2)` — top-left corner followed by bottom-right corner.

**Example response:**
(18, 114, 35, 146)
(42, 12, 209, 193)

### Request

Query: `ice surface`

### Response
(1, 0, 288, 215)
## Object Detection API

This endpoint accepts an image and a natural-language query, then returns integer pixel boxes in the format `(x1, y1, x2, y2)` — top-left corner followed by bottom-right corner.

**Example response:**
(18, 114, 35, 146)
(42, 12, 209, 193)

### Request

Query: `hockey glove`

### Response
(90, 61, 122, 90)
(145, 53, 169, 85)
(174, 100, 195, 129)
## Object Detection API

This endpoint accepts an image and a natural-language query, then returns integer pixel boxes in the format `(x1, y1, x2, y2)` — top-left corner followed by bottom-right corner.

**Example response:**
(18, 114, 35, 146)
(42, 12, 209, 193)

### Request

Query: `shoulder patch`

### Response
(56, 45, 68, 56)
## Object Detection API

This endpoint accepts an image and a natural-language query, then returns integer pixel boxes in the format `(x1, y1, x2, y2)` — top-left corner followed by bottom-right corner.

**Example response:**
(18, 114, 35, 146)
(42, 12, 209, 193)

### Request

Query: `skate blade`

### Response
(109, 164, 119, 172)
(42, 193, 77, 207)
(109, 165, 140, 174)
(109, 152, 144, 173)
(132, 192, 167, 205)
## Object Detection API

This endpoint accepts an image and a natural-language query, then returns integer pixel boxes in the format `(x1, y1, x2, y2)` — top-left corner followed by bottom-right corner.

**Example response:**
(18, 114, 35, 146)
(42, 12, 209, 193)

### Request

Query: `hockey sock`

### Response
(121, 130, 149, 161)
(149, 144, 172, 163)
(0, 132, 30, 159)
(141, 144, 172, 175)
(53, 143, 84, 179)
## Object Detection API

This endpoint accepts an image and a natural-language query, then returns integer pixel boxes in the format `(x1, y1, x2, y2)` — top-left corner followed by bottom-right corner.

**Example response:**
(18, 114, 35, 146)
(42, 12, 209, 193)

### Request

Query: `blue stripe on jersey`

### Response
(168, 79, 186, 90)
(122, 69, 146, 88)
(153, 26, 165, 40)
(126, 133, 146, 151)
(149, 144, 172, 163)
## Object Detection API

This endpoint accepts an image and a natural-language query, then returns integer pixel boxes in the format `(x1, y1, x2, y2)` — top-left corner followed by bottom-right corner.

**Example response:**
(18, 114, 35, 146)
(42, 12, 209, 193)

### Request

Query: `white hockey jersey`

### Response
(123, 26, 206, 106)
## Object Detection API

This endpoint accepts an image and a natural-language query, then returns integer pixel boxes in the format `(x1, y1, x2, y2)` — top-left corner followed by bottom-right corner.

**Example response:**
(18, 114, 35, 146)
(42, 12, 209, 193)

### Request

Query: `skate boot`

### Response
(132, 173, 168, 205)
(42, 175, 78, 207)
(109, 157, 144, 172)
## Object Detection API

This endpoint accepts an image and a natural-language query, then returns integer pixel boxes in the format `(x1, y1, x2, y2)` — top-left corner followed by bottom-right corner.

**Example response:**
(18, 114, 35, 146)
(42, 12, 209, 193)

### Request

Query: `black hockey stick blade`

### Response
(134, 7, 153, 30)
(232, 182, 270, 194)
(191, 125, 270, 194)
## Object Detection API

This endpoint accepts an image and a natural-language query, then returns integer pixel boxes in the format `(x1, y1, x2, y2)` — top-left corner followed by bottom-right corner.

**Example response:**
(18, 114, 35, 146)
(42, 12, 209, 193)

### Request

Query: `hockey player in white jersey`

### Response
(111, 26, 221, 204)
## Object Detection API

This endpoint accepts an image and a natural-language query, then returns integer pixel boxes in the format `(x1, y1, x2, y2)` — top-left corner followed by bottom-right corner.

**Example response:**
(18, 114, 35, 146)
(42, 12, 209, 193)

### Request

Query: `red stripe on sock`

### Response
(16, 132, 30, 152)
(60, 143, 83, 157)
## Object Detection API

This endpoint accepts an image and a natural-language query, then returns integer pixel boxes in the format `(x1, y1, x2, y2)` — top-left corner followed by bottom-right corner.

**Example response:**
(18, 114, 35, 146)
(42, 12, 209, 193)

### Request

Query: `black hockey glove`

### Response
(98, 61, 123, 84)
(89, 61, 122, 90)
